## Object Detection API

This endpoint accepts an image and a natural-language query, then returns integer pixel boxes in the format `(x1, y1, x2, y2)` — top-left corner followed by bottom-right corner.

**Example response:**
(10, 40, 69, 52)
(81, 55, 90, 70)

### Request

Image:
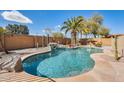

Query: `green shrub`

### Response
(95, 42, 102, 47)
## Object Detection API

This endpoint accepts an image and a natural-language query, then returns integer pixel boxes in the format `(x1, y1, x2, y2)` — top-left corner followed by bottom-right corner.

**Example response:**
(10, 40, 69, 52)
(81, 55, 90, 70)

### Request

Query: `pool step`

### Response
(0, 54, 22, 72)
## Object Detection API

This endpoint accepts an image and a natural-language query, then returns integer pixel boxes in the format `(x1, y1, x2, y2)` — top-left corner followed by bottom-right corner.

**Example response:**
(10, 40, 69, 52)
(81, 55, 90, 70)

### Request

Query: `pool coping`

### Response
(21, 47, 51, 61)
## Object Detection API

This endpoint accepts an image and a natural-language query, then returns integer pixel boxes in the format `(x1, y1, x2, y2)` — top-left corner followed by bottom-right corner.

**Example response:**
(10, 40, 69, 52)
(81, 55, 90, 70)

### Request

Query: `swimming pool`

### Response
(22, 47, 102, 78)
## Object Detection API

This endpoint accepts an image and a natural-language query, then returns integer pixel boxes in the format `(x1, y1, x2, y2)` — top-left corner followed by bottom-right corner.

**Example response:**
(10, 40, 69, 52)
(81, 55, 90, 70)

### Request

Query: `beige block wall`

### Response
(0, 35, 71, 51)
(4, 35, 35, 50)
(93, 38, 112, 46)
(101, 38, 112, 46)
(1, 34, 114, 51)
(36, 36, 43, 47)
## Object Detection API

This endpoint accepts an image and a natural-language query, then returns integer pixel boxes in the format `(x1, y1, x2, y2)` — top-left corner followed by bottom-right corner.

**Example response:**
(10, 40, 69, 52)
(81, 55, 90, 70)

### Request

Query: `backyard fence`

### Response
(79, 38, 112, 46)
(93, 38, 112, 46)
(0, 34, 113, 51)
(0, 34, 71, 51)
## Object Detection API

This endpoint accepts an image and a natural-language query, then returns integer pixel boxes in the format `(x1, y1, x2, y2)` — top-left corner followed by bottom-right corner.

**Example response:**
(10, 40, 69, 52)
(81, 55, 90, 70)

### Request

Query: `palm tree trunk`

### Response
(74, 34, 77, 45)
(71, 32, 76, 45)
(71, 33, 74, 45)
(71, 32, 77, 45)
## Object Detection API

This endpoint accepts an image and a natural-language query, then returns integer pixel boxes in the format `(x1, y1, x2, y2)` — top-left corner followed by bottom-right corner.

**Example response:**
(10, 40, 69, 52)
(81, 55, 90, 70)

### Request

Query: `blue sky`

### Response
(0, 10, 124, 37)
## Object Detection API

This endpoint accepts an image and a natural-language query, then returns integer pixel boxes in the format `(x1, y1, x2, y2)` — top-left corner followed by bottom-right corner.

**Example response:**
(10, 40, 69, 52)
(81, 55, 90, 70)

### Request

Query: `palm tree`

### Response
(90, 13, 103, 38)
(89, 20, 100, 38)
(79, 20, 91, 39)
(82, 28, 91, 38)
(61, 16, 84, 45)
(0, 27, 9, 54)
(91, 13, 103, 25)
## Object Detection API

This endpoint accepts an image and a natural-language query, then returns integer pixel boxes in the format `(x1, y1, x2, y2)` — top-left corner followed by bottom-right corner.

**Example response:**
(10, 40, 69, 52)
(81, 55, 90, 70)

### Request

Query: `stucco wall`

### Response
(0, 34, 113, 51)
(93, 38, 112, 46)
(0, 34, 71, 51)
(80, 38, 112, 46)
(4, 35, 35, 50)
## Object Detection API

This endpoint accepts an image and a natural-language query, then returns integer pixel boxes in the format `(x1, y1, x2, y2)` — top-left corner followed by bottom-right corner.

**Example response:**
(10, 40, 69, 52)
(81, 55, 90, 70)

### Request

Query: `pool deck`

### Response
(0, 47, 53, 82)
(0, 46, 124, 82)
(0, 71, 53, 82)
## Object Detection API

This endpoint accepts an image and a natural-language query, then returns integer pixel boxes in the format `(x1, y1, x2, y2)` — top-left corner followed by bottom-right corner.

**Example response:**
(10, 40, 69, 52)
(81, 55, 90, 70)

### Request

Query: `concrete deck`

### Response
(0, 47, 53, 82)
(0, 47, 124, 82)
(0, 71, 53, 82)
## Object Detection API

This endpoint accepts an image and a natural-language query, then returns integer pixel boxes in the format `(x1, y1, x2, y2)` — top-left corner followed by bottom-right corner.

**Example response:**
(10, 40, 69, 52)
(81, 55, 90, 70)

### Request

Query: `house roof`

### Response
(108, 34, 124, 37)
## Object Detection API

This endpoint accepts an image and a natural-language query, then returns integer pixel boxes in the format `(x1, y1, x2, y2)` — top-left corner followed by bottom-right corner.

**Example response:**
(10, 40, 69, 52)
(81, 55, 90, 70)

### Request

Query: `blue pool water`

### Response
(22, 47, 102, 78)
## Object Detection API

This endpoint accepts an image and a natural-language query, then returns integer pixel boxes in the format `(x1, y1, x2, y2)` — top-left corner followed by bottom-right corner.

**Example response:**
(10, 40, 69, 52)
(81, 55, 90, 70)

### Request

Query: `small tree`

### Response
(99, 27, 109, 37)
(43, 28, 52, 44)
(52, 32, 64, 43)
(0, 27, 9, 54)
(6, 24, 29, 35)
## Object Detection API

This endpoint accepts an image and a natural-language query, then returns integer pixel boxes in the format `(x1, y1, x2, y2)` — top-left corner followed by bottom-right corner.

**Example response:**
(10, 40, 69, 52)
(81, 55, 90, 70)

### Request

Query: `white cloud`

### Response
(55, 25, 61, 29)
(56, 25, 61, 28)
(1, 10, 32, 24)
(54, 25, 62, 32)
